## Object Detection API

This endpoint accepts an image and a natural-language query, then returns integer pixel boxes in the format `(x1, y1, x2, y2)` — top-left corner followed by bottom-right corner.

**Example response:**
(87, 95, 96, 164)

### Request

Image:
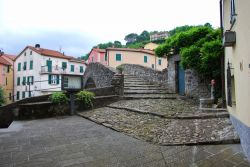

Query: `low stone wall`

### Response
(83, 63, 117, 88)
(120, 64, 168, 87)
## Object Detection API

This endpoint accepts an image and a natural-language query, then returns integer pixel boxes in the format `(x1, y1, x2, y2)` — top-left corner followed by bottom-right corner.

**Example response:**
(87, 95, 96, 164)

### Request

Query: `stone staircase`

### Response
(123, 74, 177, 99)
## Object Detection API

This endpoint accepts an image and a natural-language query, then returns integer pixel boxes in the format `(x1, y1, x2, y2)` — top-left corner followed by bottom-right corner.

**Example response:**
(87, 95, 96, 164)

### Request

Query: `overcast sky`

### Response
(0, 0, 220, 57)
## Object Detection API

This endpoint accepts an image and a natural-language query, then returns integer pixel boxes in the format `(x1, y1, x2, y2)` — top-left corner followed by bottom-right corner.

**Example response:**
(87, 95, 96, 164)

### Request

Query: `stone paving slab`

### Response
(78, 107, 239, 145)
(0, 116, 248, 167)
(108, 99, 229, 119)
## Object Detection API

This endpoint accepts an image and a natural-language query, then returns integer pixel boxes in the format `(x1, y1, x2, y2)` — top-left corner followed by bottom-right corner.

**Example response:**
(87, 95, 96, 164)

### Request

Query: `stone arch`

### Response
(83, 63, 117, 88)
(85, 77, 96, 89)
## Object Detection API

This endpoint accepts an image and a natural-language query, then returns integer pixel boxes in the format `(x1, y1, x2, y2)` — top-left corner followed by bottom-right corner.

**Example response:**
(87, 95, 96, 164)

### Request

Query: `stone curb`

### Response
(107, 106, 230, 119)
(77, 113, 240, 146)
(123, 96, 177, 100)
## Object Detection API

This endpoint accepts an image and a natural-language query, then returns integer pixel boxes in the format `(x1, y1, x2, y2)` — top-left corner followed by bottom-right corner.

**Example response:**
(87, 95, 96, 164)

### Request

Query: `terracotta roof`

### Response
(93, 48, 106, 53)
(2, 54, 16, 61)
(16, 46, 84, 64)
(0, 56, 11, 66)
(106, 47, 155, 55)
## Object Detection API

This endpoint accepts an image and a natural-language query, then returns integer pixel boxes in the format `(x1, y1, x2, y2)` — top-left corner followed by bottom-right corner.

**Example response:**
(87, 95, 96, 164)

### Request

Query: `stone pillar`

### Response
(111, 74, 124, 96)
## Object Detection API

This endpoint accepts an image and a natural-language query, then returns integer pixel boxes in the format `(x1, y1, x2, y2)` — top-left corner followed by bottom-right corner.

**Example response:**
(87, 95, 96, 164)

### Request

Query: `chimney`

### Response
(35, 44, 40, 48)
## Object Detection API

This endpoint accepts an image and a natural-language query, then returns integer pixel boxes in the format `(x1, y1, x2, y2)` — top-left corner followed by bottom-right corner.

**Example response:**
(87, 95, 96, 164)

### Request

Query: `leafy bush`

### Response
(48, 92, 68, 116)
(116, 66, 124, 74)
(49, 92, 68, 104)
(0, 86, 6, 106)
(76, 90, 95, 109)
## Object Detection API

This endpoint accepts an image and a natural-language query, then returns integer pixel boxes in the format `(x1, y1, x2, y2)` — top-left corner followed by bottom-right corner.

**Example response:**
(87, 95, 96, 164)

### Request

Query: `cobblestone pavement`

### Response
(79, 107, 239, 145)
(108, 99, 229, 118)
(0, 116, 249, 167)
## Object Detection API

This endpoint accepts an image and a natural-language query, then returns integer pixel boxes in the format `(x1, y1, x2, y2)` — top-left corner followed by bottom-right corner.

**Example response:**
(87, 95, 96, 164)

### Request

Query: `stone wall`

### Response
(83, 63, 117, 88)
(167, 55, 210, 98)
(120, 64, 168, 88)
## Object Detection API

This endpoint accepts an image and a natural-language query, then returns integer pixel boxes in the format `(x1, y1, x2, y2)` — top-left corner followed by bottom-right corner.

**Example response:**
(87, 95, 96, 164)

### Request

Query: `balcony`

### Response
(40, 65, 66, 74)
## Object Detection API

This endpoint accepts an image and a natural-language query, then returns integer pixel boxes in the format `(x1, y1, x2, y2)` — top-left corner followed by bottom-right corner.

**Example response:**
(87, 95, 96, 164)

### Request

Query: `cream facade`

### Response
(143, 43, 159, 51)
(106, 48, 167, 71)
(221, 0, 250, 160)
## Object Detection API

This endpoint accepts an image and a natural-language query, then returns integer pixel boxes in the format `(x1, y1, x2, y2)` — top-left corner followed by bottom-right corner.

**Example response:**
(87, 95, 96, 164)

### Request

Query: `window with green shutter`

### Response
(46, 60, 52, 72)
(158, 59, 162, 65)
(16, 91, 20, 100)
(23, 62, 27, 70)
(62, 62, 67, 70)
(48, 75, 52, 84)
(17, 77, 20, 86)
(18, 63, 21, 71)
(27, 76, 30, 85)
(30, 60, 33, 70)
(22, 91, 25, 98)
(144, 56, 147, 63)
(30, 76, 34, 85)
(56, 75, 60, 84)
(71, 65, 74, 72)
(116, 54, 121, 61)
(80, 66, 84, 73)
(22, 76, 26, 85)
(105, 53, 107, 61)
(29, 91, 31, 97)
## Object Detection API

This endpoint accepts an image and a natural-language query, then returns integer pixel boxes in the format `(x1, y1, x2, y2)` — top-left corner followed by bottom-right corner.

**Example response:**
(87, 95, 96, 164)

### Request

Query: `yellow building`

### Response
(143, 42, 159, 51)
(106, 48, 167, 71)
(0, 54, 15, 104)
(221, 0, 250, 160)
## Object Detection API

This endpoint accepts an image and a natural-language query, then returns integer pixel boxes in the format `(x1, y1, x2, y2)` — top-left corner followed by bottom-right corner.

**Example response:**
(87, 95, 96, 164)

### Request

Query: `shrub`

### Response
(76, 90, 95, 109)
(48, 92, 68, 116)
(0, 86, 6, 106)
(116, 66, 124, 74)
(49, 92, 68, 105)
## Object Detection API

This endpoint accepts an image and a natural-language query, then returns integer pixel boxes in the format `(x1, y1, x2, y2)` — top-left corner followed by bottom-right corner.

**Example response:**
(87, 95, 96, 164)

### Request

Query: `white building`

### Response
(14, 44, 86, 101)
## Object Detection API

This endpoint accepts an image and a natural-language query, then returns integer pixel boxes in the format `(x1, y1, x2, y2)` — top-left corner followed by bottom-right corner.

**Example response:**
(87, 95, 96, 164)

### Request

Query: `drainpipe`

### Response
(220, 0, 226, 107)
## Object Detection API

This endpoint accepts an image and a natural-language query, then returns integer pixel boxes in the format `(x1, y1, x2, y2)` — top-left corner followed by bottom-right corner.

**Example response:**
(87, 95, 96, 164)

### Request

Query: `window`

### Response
(152, 64, 155, 69)
(18, 63, 21, 71)
(62, 62, 67, 70)
(23, 62, 27, 70)
(22, 76, 26, 85)
(16, 91, 20, 100)
(230, 0, 236, 24)
(80, 66, 84, 73)
(158, 59, 162, 66)
(46, 60, 52, 72)
(7, 66, 10, 73)
(24, 52, 26, 56)
(144, 56, 148, 63)
(71, 65, 74, 72)
(29, 91, 31, 97)
(9, 93, 11, 100)
(17, 77, 20, 86)
(30, 60, 33, 70)
(5, 77, 7, 86)
(116, 54, 121, 61)
(92, 57, 94, 62)
(30, 51, 32, 55)
(48, 75, 59, 85)
(22, 91, 25, 98)
(27, 76, 34, 85)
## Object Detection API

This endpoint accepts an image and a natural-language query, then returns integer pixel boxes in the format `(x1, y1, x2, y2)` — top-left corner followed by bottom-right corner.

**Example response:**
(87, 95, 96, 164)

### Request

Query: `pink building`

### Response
(88, 48, 107, 65)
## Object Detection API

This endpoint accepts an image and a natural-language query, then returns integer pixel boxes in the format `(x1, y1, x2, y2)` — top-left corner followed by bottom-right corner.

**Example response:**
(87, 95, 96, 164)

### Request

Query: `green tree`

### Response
(114, 41, 122, 48)
(124, 33, 138, 44)
(136, 30, 150, 42)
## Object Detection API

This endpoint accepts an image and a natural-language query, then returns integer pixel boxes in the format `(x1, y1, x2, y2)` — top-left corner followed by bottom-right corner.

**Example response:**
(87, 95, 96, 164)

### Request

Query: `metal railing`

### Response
(40, 66, 66, 74)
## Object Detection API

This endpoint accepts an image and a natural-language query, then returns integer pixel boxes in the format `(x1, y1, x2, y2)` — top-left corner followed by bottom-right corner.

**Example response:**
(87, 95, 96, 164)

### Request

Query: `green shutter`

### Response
(17, 77, 20, 86)
(31, 76, 34, 85)
(30, 60, 33, 70)
(46, 60, 52, 72)
(116, 54, 121, 61)
(23, 62, 27, 70)
(22, 91, 25, 98)
(29, 91, 31, 97)
(18, 63, 21, 71)
(56, 75, 60, 84)
(22, 77, 26, 85)
(62, 62, 67, 69)
(80, 66, 83, 73)
(48, 75, 52, 84)
(27, 76, 30, 85)
(71, 65, 74, 72)
(144, 56, 147, 63)
(16, 91, 19, 100)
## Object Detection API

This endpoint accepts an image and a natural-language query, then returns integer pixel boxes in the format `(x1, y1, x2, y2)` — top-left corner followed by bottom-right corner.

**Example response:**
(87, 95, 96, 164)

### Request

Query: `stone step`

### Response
(124, 82, 158, 86)
(123, 94, 177, 99)
(124, 87, 167, 91)
(124, 90, 169, 94)
(124, 85, 162, 88)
